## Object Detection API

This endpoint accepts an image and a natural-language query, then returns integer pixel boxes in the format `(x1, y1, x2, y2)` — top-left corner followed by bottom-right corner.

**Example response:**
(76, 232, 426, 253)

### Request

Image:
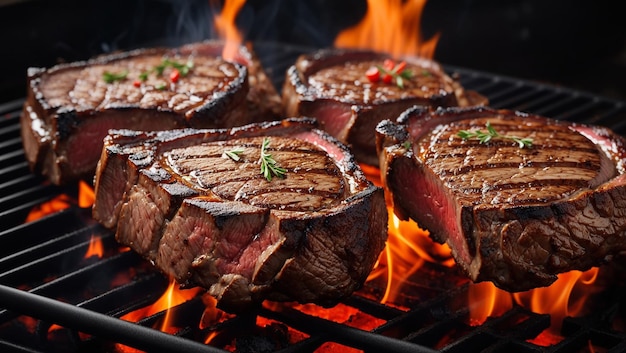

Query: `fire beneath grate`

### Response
(1, 43, 626, 353)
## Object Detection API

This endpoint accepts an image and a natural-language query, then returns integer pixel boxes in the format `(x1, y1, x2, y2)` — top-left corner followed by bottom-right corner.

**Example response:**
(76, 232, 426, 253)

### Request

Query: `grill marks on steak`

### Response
(163, 137, 345, 211)
(376, 106, 626, 292)
(422, 118, 615, 205)
(20, 40, 282, 185)
(306, 60, 457, 105)
(93, 118, 387, 311)
(282, 49, 487, 166)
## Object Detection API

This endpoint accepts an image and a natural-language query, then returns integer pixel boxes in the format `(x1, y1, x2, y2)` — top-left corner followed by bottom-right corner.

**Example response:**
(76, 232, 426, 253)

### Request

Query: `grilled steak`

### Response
(20, 40, 282, 185)
(376, 106, 626, 292)
(282, 48, 487, 166)
(92, 118, 388, 311)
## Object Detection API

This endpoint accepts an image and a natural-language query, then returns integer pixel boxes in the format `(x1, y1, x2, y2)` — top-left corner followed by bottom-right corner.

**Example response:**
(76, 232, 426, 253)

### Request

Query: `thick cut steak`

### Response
(20, 40, 282, 185)
(282, 48, 487, 166)
(376, 106, 626, 292)
(92, 118, 388, 311)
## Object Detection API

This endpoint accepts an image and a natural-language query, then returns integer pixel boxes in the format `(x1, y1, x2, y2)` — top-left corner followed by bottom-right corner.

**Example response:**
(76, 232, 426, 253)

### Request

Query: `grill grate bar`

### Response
(0, 249, 146, 323)
(0, 161, 31, 182)
(477, 82, 524, 103)
(0, 284, 227, 353)
(555, 99, 604, 122)
(0, 224, 100, 273)
(0, 185, 69, 232)
(259, 305, 439, 353)
(489, 87, 547, 111)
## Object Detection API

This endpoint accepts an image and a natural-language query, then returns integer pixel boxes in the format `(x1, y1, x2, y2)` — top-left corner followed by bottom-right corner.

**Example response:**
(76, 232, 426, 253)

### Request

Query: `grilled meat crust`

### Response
(20, 40, 282, 185)
(282, 48, 487, 166)
(92, 118, 388, 311)
(376, 106, 626, 292)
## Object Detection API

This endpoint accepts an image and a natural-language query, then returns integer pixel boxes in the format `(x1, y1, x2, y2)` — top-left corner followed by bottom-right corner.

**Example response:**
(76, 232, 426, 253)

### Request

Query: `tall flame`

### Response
(78, 180, 95, 208)
(514, 268, 600, 332)
(120, 279, 202, 333)
(84, 235, 104, 259)
(468, 267, 601, 343)
(212, 0, 246, 60)
(334, 0, 440, 58)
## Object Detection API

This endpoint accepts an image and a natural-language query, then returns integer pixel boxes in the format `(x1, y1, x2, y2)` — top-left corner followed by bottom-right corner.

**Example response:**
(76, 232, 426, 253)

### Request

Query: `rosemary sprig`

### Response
(102, 70, 128, 83)
(457, 121, 533, 148)
(222, 147, 244, 161)
(259, 138, 286, 181)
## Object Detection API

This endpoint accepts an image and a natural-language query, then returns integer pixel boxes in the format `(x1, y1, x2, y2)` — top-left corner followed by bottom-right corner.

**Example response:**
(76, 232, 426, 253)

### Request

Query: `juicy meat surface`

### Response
(20, 40, 282, 185)
(376, 106, 626, 292)
(282, 48, 487, 166)
(93, 118, 388, 311)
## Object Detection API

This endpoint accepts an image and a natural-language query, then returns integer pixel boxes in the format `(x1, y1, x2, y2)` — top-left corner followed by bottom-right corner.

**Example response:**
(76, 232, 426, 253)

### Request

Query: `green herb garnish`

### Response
(222, 147, 244, 161)
(155, 83, 167, 90)
(155, 58, 194, 77)
(259, 138, 286, 181)
(102, 70, 128, 83)
(457, 121, 533, 148)
(376, 63, 413, 89)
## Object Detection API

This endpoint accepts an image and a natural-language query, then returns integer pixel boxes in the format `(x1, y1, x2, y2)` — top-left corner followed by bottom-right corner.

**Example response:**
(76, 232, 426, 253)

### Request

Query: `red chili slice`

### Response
(170, 69, 180, 83)
(393, 61, 407, 74)
(366, 67, 380, 82)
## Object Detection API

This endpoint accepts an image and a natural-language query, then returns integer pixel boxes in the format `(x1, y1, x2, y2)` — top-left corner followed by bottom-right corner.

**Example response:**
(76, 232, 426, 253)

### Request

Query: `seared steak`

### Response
(20, 40, 282, 185)
(282, 48, 487, 166)
(92, 118, 388, 311)
(376, 106, 626, 292)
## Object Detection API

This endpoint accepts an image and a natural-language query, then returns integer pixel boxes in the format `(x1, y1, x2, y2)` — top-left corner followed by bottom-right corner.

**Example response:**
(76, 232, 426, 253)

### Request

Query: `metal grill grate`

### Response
(1, 43, 625, 353)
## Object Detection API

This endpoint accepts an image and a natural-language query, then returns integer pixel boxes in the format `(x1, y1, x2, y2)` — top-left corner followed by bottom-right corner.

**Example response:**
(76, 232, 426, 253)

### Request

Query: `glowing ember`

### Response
(212, 0, 246, 60)
(120, 279, 202, 333)
(24, 194, 71, 222)
(25, 181, 94, 223)
(199, 293, 235, 342)
(84, 235, 104, 259)
(290, 302, 384, 329)
(334, 0, 440, 58)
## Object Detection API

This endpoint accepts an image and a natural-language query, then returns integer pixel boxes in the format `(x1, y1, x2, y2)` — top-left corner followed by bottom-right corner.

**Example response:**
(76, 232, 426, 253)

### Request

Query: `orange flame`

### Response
(515, 268, 600, 332)
(84, 235, 104, 259)
(212, 0, 246, 60)
(78, 180, 95, 208)
(121, 279, 202, 333)
(374, 212, 454, 304)
(468, 268, 601, 343)
(467, 282, 513, 326)
(25, 194, 72, 222)
(25, 181, 94, 223)
(362, 164, 453, 304)
(334, 0, 440, 58)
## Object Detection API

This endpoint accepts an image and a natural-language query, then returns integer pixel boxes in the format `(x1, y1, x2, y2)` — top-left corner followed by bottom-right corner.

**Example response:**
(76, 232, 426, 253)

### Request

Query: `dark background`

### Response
(1, 0, 624, 103)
